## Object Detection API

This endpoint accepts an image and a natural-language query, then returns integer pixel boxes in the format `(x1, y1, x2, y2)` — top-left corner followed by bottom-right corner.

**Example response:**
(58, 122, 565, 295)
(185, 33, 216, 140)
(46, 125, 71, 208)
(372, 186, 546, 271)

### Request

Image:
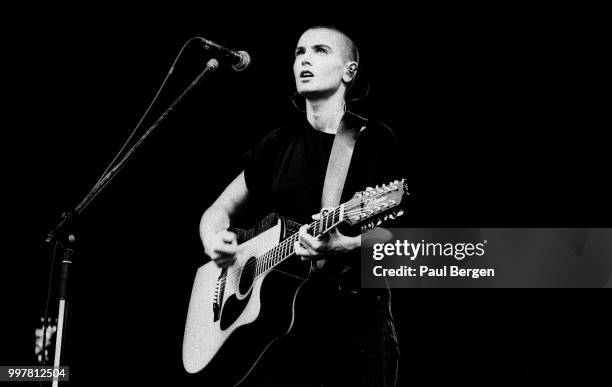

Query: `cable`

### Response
(89, 37, 201, 194)
(348, 82, 370, 103)
(37, 38, 204, 382)
(75, 56, 219, 215)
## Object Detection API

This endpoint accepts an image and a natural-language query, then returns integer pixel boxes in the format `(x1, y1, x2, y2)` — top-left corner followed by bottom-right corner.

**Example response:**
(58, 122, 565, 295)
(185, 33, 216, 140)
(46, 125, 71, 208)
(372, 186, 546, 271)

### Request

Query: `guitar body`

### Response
(183, 180, 408, 386)
(183, 214, 309, 386)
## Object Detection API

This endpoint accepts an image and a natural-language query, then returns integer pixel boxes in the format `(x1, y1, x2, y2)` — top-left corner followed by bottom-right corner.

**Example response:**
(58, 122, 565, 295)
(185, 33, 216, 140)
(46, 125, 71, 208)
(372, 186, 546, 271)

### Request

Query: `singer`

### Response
(199, 25, 407, 386)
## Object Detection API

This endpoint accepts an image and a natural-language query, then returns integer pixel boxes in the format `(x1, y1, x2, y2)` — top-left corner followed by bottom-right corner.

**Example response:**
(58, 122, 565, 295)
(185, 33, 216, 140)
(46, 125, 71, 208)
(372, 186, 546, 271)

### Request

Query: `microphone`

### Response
(198, 37, 251, 71)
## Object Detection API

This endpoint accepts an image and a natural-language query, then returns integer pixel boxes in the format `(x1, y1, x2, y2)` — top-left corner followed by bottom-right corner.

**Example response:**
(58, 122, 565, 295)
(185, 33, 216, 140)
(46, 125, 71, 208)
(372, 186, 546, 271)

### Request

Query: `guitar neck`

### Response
(252, 179, 407, 278)
(253, 205, 344, 277)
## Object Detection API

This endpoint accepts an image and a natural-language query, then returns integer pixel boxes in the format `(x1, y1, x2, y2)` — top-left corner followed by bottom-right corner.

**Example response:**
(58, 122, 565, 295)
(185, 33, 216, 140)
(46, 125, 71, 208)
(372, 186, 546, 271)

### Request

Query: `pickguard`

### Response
(220, 289, 252, 331)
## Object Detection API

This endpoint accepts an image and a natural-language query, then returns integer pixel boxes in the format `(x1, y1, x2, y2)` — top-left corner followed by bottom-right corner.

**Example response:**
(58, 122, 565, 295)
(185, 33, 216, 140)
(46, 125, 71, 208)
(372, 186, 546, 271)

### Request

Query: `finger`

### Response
(221, 231, 237, 243)
(213, 243, 238, 255)
(302, 241, 322, 260)
(312, 207, 335, 221)
(214, 256, 236, 267)
(299, 224, 310, 235)
(214, 254, 234, 263)
(294, 241, 310, 258)
(211, 254, 236, 266)
(299, 224, 315, 240)
(295, 241, 319, 259)
(298, 225, 314, 243)
(299, 224, 325, 251)
(299, 231, 321, 250)
(213, 251, 237, 261)
(209, 250, 236, 264)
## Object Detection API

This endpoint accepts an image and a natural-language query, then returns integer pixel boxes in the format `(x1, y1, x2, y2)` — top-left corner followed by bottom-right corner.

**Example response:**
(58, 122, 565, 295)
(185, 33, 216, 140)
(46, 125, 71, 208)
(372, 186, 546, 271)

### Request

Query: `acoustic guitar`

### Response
(183, 179, 408, 385)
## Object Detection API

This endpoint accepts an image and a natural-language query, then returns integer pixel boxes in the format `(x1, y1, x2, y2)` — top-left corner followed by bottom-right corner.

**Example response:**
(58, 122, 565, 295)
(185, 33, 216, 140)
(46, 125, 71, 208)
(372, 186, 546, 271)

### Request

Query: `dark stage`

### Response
(3, 5, 610, 386)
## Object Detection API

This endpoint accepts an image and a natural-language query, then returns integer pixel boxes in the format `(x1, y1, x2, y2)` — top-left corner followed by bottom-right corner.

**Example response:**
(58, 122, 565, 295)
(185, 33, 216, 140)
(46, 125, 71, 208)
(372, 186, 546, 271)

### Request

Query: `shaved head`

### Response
(305, 25, 359, 65)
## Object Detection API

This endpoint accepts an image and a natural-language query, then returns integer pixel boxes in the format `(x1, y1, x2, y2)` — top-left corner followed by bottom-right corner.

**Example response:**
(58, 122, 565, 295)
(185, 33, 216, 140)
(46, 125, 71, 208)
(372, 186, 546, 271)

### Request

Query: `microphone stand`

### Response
(42, 57, 220, 386)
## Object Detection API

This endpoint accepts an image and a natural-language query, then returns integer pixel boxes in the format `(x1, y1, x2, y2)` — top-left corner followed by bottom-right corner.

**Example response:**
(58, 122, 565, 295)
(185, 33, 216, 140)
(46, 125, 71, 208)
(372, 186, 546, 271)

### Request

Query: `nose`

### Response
(301, 50, 312, 66)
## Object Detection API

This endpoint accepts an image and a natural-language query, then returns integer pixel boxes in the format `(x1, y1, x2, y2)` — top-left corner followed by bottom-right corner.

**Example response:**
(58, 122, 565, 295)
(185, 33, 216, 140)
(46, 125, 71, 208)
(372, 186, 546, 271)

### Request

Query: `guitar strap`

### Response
(316, 111, 368, 270)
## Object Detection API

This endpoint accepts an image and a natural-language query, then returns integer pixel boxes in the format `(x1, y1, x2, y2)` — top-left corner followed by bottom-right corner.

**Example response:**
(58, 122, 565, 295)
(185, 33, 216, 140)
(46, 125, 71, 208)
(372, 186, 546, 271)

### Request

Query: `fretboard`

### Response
(253, 204, 344, 278)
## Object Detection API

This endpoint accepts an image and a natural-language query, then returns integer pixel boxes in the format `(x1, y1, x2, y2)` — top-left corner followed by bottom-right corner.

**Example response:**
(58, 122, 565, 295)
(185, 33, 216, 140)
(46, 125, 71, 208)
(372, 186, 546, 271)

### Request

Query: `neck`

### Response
(305, 89, 346, 134)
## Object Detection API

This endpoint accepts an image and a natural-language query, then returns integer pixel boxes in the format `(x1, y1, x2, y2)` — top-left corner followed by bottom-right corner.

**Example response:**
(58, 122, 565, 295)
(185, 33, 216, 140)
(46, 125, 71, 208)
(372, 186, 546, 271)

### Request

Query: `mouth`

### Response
(299, 70, 314, 78)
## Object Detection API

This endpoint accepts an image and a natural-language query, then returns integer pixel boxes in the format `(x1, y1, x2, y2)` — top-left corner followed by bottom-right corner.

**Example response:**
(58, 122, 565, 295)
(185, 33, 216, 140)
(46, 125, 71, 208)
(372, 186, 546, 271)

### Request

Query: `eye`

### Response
(295, 48, 304, 57)
(316, 47, 328, 54)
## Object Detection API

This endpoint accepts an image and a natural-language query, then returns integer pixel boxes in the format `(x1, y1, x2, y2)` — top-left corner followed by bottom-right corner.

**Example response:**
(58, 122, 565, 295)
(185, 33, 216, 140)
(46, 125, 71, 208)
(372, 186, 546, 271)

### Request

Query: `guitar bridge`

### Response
(212, 267, 228, 322)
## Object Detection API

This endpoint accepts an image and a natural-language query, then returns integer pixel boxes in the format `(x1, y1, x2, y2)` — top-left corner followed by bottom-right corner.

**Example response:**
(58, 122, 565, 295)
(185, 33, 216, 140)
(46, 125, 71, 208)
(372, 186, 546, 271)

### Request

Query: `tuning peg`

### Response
(351, 215, 360, 222)
(372, 206, 381, 212)
(366, 186, 374, 191)
(396, 210, 404, 217)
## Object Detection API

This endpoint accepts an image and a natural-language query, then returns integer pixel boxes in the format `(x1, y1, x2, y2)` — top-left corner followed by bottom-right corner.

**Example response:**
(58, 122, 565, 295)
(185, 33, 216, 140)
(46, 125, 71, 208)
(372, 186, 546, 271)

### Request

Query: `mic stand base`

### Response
(51, 234, 74, 387)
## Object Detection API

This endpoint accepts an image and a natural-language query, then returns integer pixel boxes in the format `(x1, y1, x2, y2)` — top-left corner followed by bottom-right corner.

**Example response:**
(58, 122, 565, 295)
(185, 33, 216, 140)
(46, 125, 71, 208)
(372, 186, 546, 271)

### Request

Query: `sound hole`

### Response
(239, 256, 256, 295)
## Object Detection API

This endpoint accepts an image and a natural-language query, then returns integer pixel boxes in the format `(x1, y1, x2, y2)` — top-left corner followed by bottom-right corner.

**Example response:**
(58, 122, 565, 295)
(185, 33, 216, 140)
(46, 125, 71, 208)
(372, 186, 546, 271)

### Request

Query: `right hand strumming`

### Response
(203, 230, 238, 268)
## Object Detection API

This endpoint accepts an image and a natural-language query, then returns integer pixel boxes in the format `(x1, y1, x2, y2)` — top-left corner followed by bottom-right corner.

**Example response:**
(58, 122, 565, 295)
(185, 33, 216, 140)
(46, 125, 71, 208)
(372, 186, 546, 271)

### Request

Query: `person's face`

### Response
(293, 28, 351, 99)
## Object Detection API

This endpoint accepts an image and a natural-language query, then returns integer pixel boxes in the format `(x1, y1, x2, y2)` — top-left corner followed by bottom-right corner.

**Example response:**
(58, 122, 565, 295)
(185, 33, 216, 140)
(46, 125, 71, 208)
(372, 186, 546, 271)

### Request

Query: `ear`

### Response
(343, 61, 359, 83)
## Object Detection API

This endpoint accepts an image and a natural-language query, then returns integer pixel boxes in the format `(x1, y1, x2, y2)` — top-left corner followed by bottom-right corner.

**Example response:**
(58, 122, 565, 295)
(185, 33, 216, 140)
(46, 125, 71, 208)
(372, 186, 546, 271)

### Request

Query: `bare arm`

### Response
(200, 171, 249, 266)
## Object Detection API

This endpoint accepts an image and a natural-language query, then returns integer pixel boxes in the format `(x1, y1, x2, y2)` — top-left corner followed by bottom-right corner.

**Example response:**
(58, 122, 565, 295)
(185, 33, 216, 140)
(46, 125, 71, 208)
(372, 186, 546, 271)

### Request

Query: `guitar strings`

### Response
(226, 205, 345, 289)
(223, 184, 402, 290)
(227, 213, 333, 289)
(244, 203, 397, 279)
(226, 197, 385, 289)
(225, 197, 364, 289)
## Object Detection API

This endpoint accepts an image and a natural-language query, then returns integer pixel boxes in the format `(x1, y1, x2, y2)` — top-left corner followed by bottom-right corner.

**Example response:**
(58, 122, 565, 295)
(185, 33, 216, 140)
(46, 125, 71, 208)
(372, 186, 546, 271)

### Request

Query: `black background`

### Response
(3, 4, 609, 386)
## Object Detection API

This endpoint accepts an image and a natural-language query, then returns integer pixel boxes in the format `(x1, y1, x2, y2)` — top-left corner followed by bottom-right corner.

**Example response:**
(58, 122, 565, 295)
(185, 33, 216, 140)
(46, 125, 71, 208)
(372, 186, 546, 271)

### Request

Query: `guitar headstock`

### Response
(343, 179, 408, 229)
